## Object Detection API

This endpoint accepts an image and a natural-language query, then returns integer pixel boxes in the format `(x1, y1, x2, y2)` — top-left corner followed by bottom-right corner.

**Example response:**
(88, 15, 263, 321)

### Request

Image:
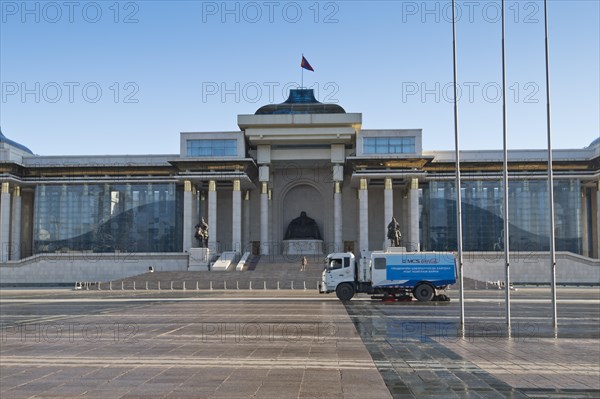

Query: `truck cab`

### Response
(320, 252, 355, 293)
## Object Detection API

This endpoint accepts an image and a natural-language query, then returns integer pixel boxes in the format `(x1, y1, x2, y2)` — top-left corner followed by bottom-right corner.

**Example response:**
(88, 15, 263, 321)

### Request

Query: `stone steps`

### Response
(108, 254, 324, 290)
(106, 254, 494, 291)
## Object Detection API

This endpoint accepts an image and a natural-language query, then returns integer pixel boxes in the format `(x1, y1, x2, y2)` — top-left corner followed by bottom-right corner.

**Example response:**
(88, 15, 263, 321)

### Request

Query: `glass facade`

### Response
(421, 179, 582, 254)
(363, 137, 415, 154)
(33, 183, 183, 254)
(187, 139, 237, 157)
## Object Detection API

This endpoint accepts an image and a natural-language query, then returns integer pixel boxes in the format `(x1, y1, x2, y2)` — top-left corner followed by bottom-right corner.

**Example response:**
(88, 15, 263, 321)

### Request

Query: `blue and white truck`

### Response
(319, 250, 457, 301)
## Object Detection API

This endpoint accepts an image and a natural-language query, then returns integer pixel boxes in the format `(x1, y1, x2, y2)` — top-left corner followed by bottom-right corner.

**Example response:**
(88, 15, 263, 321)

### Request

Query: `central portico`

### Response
(239, 89, 361, 255)
(177, 88, 424, 260)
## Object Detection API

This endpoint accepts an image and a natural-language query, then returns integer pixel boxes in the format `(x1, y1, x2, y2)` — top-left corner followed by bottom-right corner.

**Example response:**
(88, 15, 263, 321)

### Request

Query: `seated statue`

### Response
(387, 217, 402, 247)
(284, 211, 322, 240)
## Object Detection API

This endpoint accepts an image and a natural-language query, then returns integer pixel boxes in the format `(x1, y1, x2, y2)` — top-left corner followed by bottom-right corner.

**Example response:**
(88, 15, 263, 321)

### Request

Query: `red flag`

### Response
(301, 56, 314, 72)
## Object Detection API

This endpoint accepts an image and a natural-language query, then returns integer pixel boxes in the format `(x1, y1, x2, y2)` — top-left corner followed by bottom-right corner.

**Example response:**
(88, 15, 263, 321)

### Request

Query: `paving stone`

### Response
(344, 293, 600, 399)
(1, 288, 599, 398)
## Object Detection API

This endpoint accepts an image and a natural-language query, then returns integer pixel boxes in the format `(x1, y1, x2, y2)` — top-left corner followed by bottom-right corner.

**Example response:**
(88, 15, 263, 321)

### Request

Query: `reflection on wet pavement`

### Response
(345, 295, 600, 399)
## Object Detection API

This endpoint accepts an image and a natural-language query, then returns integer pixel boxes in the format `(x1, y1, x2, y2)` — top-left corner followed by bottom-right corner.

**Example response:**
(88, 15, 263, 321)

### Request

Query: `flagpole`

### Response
(301, 53, 304, 89)
(501, 0, 511, 328)
(543, 0, 557, 328)
(451, 0, 465, 327)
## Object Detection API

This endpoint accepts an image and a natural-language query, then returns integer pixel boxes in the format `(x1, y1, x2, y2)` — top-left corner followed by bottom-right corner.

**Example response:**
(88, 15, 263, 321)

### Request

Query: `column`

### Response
(0, 182, 11, 262)
(191, 186, 198, 241)
(358, 178, 369, 256)
(200, 190, 207, 221)
(268, 188, 273, 253)
(384, 178, 393, 246)
(182, 180, 193, 252)
(409, 177, 420, 251)
(103, 183, 111, 224)
(402, 186, 409, 245)
(194, 185, 200, 223)
(59, 185, 68, 243)
(82, 184, 90, 234)
(596, 181, 600, 259)
(260, 182, 269, 255)
(232, 180, 242, 254)
(243, 190, 250, 253)
(333, 181, 342, 252)
(10, 186, 21, 260)
(208, 180, 218, 252)
(581, 187, 589, 257)
(38, 185, 47, 254)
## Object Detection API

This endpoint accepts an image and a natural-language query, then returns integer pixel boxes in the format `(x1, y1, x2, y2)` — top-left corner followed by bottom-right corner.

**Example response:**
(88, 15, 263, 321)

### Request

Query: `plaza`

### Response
(0, 288, 598, 398)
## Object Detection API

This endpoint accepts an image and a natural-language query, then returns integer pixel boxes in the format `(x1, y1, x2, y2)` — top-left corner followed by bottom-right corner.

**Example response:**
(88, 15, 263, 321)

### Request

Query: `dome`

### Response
(587, 136, 600, 148)
(255, 89, 346, 115)
(0, 127, 33, 154)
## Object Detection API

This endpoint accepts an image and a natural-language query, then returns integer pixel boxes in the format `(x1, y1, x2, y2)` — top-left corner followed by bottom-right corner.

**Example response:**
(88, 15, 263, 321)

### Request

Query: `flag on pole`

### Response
(301, 55, 314, 71)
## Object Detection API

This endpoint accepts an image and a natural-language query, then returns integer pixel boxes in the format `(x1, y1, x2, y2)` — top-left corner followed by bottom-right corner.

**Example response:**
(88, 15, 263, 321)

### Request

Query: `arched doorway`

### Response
(281, 184, 325, 244)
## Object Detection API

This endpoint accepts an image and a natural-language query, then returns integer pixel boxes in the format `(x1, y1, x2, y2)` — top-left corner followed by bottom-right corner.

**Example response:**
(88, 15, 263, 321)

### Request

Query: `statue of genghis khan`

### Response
(387, 217, 402, 247)
(284, 211, 322, 240)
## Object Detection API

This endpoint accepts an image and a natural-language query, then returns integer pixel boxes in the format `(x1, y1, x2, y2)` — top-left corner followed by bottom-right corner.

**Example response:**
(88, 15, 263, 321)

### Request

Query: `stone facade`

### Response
(0, 91, 598, 283)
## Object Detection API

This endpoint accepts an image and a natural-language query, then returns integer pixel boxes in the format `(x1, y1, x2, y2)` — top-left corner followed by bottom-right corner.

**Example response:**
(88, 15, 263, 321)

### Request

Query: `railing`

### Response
(75, 280, 319, 291)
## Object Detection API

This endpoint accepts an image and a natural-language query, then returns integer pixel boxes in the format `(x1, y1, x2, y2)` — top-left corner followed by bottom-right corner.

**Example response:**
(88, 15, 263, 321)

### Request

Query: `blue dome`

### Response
(587, 136, 600, 148)
(0, 127, 33, 154)
(255, 89, 346, 115)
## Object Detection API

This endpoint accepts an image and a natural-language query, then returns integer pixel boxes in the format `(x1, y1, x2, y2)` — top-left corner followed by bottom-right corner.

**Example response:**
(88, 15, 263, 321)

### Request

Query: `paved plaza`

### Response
(0, 288, 598, 398)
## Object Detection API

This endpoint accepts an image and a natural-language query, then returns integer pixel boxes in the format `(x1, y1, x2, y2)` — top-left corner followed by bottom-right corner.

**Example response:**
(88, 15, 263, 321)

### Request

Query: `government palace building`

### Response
(1, 89, 598, 284)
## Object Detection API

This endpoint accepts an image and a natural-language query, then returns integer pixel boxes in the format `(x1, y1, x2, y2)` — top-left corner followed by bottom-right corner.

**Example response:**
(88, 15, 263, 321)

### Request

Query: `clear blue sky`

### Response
(1, 0, 598, 155)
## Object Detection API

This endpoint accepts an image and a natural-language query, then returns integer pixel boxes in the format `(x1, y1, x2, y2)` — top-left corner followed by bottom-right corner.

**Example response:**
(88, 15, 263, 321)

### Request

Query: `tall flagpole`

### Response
(451, 0, 465, 326)
(501, 0, 511, 328)
(543, 0, 558, 328)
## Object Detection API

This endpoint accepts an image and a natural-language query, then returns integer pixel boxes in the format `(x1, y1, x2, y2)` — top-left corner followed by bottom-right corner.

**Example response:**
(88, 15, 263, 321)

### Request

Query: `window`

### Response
(187, 139, 237, 157)
(420, 179, 583, 254)
(363, 137, 415, 154)
(343, 257, 350, 268)
(329, 258, 343, 270)
(374, 257, 386, 270)
(33, 183, 183, 254)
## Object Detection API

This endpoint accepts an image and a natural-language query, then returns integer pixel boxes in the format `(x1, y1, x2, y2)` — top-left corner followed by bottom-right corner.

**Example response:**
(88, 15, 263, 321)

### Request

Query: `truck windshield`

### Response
(328, 259, 343, 270)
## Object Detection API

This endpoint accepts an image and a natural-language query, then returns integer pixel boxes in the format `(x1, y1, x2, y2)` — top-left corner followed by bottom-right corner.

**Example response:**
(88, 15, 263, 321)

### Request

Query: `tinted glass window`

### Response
(374, 258, 386, 269)
(363, 137, 415, 154)
(187, 139, 237, 157)
(33, 183, 183, 254)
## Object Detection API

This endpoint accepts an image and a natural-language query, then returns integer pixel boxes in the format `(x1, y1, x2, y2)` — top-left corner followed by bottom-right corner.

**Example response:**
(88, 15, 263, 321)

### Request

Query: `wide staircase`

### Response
(108, 255, 324, 290)
(105, 254, 498, 292)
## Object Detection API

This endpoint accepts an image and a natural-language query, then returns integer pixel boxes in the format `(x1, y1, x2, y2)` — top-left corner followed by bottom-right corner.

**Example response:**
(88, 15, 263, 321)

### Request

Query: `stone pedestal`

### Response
(283, 240, 323, 255)
(188, 248, 210, 271)
(384, 246, 406, 253)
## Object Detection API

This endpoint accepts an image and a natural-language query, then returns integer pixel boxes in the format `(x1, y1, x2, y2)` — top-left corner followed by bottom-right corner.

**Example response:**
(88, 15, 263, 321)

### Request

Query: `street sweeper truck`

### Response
(319, 249, 456, 301)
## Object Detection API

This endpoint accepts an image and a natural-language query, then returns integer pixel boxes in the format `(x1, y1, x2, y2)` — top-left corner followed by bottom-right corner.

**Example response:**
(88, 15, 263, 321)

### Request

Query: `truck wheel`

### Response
(413, 283, 435, 302)
(336, 283, 355, 301)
